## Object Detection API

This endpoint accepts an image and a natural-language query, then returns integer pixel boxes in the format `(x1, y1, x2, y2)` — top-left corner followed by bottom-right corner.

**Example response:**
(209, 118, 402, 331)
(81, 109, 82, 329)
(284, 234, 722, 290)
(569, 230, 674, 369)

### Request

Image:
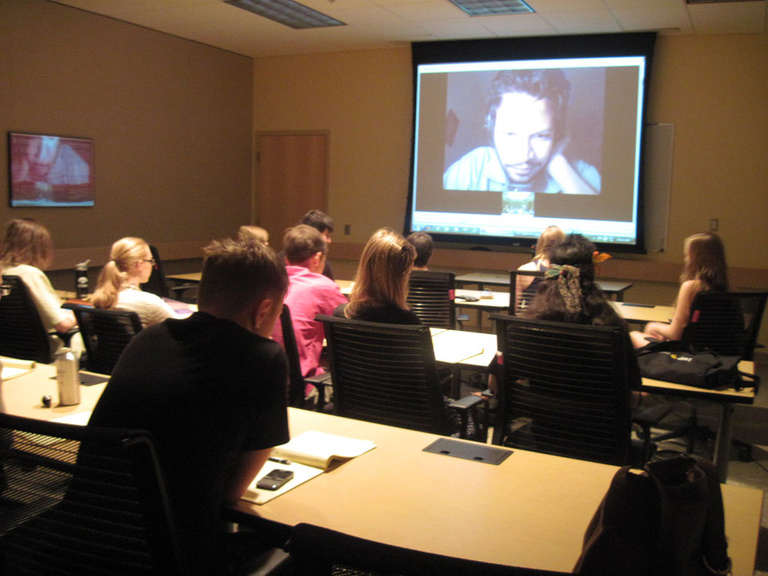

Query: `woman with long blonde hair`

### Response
(92, 237, 181, 327)
(335, 228, 420, 325)
(631, 231, 728, 348)
(515, 225, 566, 311)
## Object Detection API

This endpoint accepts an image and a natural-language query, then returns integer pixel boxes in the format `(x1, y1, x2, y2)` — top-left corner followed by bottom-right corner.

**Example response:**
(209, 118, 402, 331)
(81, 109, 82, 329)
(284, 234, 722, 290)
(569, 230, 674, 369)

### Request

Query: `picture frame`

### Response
(8, 131, 95, 207)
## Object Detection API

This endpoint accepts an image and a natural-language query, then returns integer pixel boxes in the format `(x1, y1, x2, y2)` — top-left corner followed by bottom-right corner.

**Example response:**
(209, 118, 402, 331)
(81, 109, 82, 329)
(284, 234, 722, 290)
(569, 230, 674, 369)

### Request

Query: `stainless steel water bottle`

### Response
(56, 345, 81, 406)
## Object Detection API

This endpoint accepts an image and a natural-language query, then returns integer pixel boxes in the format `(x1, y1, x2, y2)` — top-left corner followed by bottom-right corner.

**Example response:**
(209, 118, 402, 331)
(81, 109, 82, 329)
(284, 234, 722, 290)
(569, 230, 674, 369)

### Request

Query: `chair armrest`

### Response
(305, 372, 333, 412)
(306, 372, 332, 390)
(447, 394, 486, 441)
(447, 394, 483, 411)
(53, 327, 80, 349)
(633, 403, 672, 429)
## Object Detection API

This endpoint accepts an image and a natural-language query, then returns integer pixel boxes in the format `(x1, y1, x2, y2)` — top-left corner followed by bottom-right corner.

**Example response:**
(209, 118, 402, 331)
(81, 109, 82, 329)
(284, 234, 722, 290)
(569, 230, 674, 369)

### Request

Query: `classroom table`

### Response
(452, 293, 675, 332)
(611, 301, 675, 325)
(456, 271, 634, 301)
(2, 359, 762, 574)
(641, 361, 756, 483)
(227, 407, 762, 575)
(166, 271, 203, 284)
(425, 325, 756, 482)
(1, 358, 108, 421)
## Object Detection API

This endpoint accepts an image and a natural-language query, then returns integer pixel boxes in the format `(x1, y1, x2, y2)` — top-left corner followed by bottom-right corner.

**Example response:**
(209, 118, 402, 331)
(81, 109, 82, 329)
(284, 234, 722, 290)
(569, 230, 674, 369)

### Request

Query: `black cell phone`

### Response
(256, 469, 294, 491)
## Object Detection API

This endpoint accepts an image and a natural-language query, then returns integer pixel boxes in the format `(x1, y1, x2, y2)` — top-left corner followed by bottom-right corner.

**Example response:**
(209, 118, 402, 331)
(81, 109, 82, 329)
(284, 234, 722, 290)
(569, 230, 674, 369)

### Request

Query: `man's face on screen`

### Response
(493, 92, 556, 185)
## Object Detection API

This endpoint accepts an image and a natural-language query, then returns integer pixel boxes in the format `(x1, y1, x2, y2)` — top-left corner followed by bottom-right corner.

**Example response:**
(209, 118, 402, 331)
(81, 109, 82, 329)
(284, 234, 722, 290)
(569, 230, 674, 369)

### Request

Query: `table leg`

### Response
(713, 403, 734, 483)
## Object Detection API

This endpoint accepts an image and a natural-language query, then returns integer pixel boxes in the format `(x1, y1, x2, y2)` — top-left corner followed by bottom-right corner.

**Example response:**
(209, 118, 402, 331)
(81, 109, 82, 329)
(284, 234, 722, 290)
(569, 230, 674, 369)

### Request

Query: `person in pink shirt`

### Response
(273, 225, 347, 381)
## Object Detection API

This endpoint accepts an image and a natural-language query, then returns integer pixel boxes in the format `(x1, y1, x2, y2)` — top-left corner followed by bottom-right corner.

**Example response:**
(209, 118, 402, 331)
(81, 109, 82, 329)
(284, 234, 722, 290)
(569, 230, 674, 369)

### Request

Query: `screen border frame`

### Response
(8, 131, 96, 208)
(406, 32, 657, 255)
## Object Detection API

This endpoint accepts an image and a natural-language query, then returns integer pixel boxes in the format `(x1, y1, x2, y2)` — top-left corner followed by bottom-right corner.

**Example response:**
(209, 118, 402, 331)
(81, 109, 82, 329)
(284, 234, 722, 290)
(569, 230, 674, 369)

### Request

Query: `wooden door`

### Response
(255, 132, 329, 244)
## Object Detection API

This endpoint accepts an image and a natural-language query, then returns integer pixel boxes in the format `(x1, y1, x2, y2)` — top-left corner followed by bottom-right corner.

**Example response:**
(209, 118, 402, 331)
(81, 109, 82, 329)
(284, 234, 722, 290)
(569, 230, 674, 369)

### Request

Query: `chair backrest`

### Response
(509, 270, 545, 315)
(680, 291, 768, 361)
(316, 314, 453, 435)
(140, 244, 170, 298)
(66, 304, 143, 374)
(406, 270, 456, 329)
(284, 523, 569, 576)
(490, 313, 633, 466)
(0, 275, 52, 363)
(0, 412, 189, 575)
(280, 304, 307, 408)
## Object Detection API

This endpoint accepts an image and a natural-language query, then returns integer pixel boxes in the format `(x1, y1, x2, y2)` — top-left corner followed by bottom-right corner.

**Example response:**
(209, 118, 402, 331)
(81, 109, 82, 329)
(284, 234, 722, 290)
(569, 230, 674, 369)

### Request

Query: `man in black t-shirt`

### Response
(89, 237, 290, 575)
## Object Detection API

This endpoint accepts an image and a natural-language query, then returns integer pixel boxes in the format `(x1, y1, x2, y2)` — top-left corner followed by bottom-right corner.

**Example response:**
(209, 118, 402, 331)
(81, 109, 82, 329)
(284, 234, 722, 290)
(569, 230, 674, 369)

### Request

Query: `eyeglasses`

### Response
(141, 258, 158, 269)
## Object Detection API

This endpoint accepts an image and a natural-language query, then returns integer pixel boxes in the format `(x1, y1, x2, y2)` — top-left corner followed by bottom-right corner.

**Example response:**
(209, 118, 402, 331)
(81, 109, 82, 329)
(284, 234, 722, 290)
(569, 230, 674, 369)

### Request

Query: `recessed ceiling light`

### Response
(225, 0, 346, 29)
(448, 0, 534, 17)
(686, 0, 762, 3)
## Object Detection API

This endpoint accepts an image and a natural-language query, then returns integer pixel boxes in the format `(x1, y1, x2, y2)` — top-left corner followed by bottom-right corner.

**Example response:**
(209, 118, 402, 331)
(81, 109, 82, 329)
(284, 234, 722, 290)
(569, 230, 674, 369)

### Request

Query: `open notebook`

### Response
(1, 357, 36, 381)
(242, 430, 376, 505)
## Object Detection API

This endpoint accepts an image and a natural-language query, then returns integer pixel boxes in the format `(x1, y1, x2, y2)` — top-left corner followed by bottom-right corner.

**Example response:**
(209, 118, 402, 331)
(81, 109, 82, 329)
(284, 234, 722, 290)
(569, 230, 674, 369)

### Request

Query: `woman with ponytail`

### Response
(92, 237, 181, 327)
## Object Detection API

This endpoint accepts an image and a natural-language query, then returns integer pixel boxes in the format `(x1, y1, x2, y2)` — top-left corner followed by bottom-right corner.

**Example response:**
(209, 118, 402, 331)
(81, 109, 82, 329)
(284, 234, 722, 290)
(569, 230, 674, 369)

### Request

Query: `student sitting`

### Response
(273, 225, 347, 379)
(335, 228, 420, 325)
(406, 231, 434, 271)
(489, 234, 639, 394)
(631, 231, 728, 348)
(515, 225, 565, 312)
(88, 236, 290, 576)
(299, 209, 336, 280)
(0, 218, 78, 354)
(237, 225, 269, 245)
(91, 237, 183, 327)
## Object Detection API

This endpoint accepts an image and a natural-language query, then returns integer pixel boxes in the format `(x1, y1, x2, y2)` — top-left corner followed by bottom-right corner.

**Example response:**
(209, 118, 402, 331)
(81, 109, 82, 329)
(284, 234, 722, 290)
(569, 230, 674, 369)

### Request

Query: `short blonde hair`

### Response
(346, 228, 415, 317)
(92, 237, 150, 309)
(533, 225, 566, 261)
(237, 225, 269, 244)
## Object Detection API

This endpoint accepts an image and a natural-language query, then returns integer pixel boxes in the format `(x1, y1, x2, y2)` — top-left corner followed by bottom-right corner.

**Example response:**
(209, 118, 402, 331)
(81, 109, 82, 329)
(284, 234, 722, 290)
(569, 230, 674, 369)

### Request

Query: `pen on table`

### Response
(269, 457, 291, 465)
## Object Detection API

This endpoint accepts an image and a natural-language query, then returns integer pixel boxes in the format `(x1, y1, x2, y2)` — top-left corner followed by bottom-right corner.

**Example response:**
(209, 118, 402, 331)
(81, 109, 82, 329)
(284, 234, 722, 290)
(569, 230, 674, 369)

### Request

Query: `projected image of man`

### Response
(443, 69, 601, 195)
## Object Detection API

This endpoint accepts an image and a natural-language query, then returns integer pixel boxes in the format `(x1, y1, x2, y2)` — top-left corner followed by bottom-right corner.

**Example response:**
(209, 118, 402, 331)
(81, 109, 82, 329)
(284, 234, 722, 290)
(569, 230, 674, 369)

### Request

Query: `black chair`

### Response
(490, 314, 653, 466)
(276, 523, 570, 576)
(64, 303, 142, 375)
(0, 412, 189, 575)
(646, 291, 767, 456)
(680, 291, 767, 361)
(0, 275, 75, 363)
(141, 245, 198, 303)
(509, 269, 545, 315)
(407, 270, 457, 329)
(280, 305, 331, 410)
(316, 315, 484, 440)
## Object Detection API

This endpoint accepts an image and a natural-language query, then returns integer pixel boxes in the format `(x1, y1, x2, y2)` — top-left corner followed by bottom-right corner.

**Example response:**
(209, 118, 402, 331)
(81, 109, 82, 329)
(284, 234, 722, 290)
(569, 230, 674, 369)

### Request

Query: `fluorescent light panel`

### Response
(225, 0, 346, 29)
(686, 0, 762, 3)
(448, 0, 534, 17)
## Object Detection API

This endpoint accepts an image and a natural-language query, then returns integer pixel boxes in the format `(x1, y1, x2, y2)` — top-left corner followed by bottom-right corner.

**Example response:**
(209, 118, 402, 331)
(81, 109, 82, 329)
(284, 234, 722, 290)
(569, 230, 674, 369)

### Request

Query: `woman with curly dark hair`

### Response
(523, 233, 627, 329)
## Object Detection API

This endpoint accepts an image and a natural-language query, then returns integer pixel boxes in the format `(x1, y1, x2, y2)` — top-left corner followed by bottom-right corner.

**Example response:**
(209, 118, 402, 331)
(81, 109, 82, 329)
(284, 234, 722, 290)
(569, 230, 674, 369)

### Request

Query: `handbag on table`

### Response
(574, 455, 731, 576)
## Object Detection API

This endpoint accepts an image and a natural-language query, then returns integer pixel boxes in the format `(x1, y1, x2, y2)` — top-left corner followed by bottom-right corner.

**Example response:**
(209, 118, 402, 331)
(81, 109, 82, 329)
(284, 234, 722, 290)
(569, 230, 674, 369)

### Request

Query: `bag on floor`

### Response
(574, 455, 731, 576)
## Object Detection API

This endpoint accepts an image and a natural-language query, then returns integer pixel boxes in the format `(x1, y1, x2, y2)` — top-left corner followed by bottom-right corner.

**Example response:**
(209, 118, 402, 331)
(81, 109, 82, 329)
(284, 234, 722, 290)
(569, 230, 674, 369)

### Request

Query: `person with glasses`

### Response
(92, 237, 183, 326)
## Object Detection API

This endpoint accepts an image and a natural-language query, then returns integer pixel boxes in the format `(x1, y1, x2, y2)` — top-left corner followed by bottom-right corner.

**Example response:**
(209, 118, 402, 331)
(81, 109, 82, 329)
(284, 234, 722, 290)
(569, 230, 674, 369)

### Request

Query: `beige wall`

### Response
(253, 48, 413, 244)
(252, 34, 768, 295)
(2, 0, 766, 298)
(0, 0, 254, 269)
